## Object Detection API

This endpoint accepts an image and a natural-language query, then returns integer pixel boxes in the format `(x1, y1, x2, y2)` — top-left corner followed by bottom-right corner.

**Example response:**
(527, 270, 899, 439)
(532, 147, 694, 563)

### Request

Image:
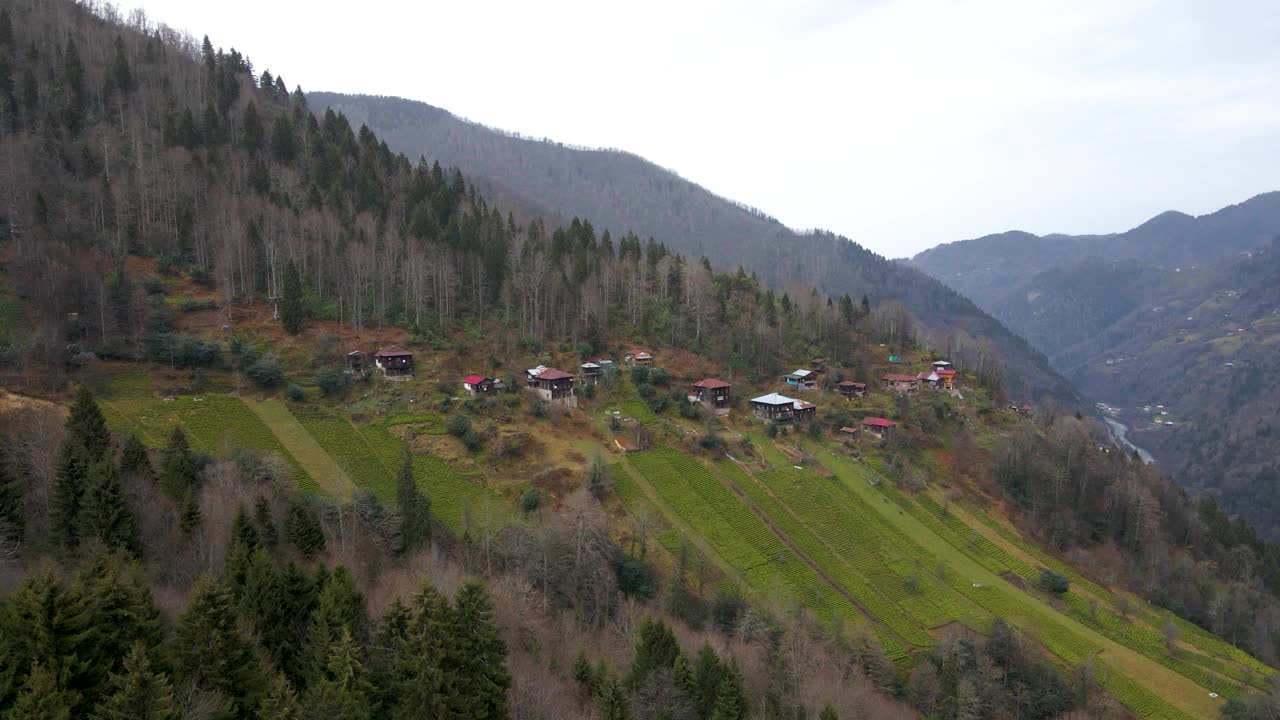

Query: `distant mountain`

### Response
(909, 193, 1280, 312)
(308, 92, 1080, 404)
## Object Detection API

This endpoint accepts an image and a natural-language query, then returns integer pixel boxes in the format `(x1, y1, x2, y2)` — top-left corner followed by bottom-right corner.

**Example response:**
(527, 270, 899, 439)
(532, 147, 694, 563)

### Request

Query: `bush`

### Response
(461, 429, 482, 452)
(285, 383, 306, 402)
(1038, 569, 1070, 595)
(617, 558, 657, 599)
(447, 414, 471, 438)
(246, 353, 284, 388)
(630, 366, 650, 385)
(520, 489, 541, 513)
(700, 433, 725, 451)
(637, 383, 656, 400)
(649, 368, 669, 386)
(583, 383, 596, 400)
(712, 593, 745, 635)
(315, 368, 347, 397)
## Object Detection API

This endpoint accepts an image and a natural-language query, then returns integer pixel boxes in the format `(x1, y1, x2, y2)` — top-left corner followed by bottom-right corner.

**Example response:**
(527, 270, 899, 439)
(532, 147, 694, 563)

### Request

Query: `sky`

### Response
(120, 0, 1280, 258)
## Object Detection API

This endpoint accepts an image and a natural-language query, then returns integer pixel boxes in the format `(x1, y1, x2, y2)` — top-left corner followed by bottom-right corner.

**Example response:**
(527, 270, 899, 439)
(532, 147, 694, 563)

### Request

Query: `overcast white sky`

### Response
(122, 0, 1280, 258)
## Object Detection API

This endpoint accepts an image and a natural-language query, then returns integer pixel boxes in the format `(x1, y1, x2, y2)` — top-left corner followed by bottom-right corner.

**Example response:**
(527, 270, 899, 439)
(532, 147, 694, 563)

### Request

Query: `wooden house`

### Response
(917, 371, 943, 390)
(689, 378, 732, 414)
(528, 367, 577, 408)
(346, 350, 366, 373)
(936, 368, 957, 390)
(462, 374, 501, 395)
(861, 416, 897, 438)
(580, 362, 602, 386)
(812, 358, 828, 373)
(750, 393, 817, 424)
(932, 360, 953, 372)
(839, 426, 859, 442)
(374, 348, 414, 378)
(881, 373, 919, 395)
(785, 369, 818, 391)
(837, 381, 867, 399)
(626, 349, 654, 367)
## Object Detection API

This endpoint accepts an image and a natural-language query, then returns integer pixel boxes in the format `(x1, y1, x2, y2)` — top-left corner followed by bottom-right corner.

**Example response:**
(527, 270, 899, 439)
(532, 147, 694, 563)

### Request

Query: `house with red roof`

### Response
(526, 366, 577, 408)
(373, 347, 414, 379)
(689, 378, 732, 414)
(861, 416, 898, 438)
(462, 374, 500, 395)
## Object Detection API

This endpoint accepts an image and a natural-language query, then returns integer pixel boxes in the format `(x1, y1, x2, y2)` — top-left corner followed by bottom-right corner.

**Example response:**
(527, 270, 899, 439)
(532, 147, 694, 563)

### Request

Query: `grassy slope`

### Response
(242, 398, 357, 500)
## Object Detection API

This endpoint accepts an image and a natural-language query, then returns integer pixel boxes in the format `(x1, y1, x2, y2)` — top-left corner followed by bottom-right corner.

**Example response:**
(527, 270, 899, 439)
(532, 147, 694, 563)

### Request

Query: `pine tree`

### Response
(395, 449, 430, 553)
(255, 496, 279, 547)
(627, 617, 680, 688)
(159, 427, 198, 499)
(280, 260, 303, 335)
(256, 674, 302, 720)
(302, 630, 372, 720)
(62, 39, 85, 134)
(242, 101, 264, 153)
(110, 36, 132, 95)
(389, 583, 449, 720)
(286, 500, 325, 558)
(119, 436, 153, 479)
(51, 437, 89, 550)
(710, 662, 747, 720)
(270, 116, 298, 165)
(4, 571, 98, 714)
(367, 598, 410, 711)
(302, 567, 365, 685)
(0, 440, 23, 547)
(79, 557, 165, 695)
(571, 650, 597, 700)
(692, 643, 725, 720)
(179, 491, 202, 534)
(444, 582, 510, 719)
(90, 642, 177, 720)
(596, 674, 632, 720)
(67, 385, 111, 461)
(171, 577, 264, 714)
(673, 653, 697, 704)
(81, 462, 138, 556)
(10, 662, 78, 720)
(231, 505, 261, 554)
(239, 548, 287, 662)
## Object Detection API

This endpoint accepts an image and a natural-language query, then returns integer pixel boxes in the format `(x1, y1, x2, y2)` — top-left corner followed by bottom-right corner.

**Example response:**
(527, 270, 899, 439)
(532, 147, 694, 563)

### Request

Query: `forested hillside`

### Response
(306, 92, 1081, 406)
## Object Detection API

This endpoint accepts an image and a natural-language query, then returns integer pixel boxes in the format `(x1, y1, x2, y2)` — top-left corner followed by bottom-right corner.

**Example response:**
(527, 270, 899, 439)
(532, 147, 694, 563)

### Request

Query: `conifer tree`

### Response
(285, 500, 324, 558)
(673, 652, 697, 703)
(51, 437, 89, 550)
(367, 598, 409, 711)
(242, 101, 264, 154)
(179, 491, 202, 534)
(627, 617, 680, 688)
(90, 642, 177, 720)
(239, 548, 288, 662)
(62, 38, 85, 134)
(231, 505, 261, 554)
(280, 260, 303, 335)
(80, 556, 165, 691)
(119, 436, 153, 479)
(302, 567, 364, 685)
(256, 674, 302, 720)
(171, 577, 264, 714)
(572, 650, 597, 700)
(67, 385, 111, 461)
(10, 662, 78, 720)
(444, 582, 509, 719)
(110, 36, 132, 95)
(389, 583, 449, 719)
(4, 571, 98, 714)
(0, 8, 12, 47)
(395, 449, 429, 553)
(159, 427, 198, 499)
(819, 705, 838, 720)
(710, 662, 747, 720)
(81, 462, 138, 556)
(270, 116, 298, 165)
(255, 496, 278, 547)
(596, 674, 632, 720)
(692, 642, 725, 720)
(302, 630, 372, 720)
(0, 440, 23, 547)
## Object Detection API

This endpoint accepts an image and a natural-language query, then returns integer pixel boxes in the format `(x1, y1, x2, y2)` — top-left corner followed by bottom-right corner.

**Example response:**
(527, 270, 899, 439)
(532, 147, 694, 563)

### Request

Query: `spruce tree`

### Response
(692, 642, 725, 720)
(4, 571, 98, 714)
(0, 440, 23, 547)
(302, 630, 372, 720)
(62, 39, 85, 134)
(171, 577, 264, 714)
(67, 385, 111, 461)
(51, 437, 89, 550)
(242, 101, 264, 153)
(179, 491, 202, 534)
(285, 500, 324, 558)
(239, 548, 288, 663)
(159, 427, 198, 500)
(81, 462, 138, 556)
(302, 567, 364, 685)
(367, 598, 410, 711)
(280, 260, 303, 335)
(444, 582, 510, 719)
(672, 653, 697, 702)
(571, 650, 597, 700)
(90, 642, 177, 720)
(389, 583, 449, 719)
(395, 449, 429, 553)
(110, 36, 132, 95)
(10, 662, 78, 720)
(231, 505, 261, 554)
(79, 557, 165, 694)
(627, 617, 680, 688)
(819, 705, 838, 720)
(256, 674, 302, 720)
(270, 115, 298, 165)
(119, 435, 153, 479)
(710, 662, 747, 720)
(255, 496, 278, 547)
(596, 674, 632, 720)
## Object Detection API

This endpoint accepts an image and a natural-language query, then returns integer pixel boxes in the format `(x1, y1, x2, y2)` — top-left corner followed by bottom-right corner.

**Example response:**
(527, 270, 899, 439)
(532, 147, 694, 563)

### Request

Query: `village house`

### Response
(932, 360, 953, 372)
(861, 416, 897, 438)
(346, 350, 366, 373)
(881, 373, 919, 394)
(626, 349, 654, 367)
(462, 374, 501, 395)
(812, 358, 828, 373)
(936, 368, 957, 390)
(839, 426, 859, 442)
(580, 362, 602, 386)
(528, 366, 577, 408)
(688, 378, 732, 415)
(837, 380, 867, 399)
(373, 348, 414, 379)
(917, 371, 943, 390)
(785, 369, 818, 391)
(750, 392, 817, 424)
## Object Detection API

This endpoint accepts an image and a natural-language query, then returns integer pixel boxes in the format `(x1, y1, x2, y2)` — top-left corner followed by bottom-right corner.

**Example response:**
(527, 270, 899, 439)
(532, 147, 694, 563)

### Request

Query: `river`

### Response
(1103, 416, 1155, 465)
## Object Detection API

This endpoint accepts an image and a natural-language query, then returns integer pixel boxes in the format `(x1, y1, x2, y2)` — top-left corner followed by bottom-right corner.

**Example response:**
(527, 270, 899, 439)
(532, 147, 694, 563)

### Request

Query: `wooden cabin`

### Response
(932, 360, 953, 372)
(374, 348, 414, 378)
(346, 350, 366, 373)
(936, 368, 957, 390)
(881, 373, 919, 395)
(861, 416, 898, 438)
(580, 362, 602, 386)
(462, 374, 501, 395)
(626, 349, 654, 367)
(839, 426, 859, 440)
(750, 393, 816, 424)
(529, 367, 577, 408)
(812, 358, 828, 373)
(785, 369, 817, 391)
(689, 378, 732, 414)
(837, 381, 867, 399)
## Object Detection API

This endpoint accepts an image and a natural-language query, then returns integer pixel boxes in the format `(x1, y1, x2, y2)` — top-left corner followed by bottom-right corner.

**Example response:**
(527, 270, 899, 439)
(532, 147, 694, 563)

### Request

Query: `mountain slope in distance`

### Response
(308, 91, 1080, 405)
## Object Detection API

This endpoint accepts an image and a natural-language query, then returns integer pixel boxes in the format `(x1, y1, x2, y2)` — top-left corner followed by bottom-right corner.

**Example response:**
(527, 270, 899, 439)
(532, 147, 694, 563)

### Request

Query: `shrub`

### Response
(649, 368, 669, 386)
(700, 434, 725, 452)
(583, 383, 596, 400)
(520, 489, 541, 513)
(246, 353, 284, 388)
(446, 414, 471, 438)
(630, 366, 650, 386)
(637, 383, 656, 400)
(285, 383, 306, 402)
(617, 558, 657, 599)
(1038, 568, 1070, 595)
(315, 368, 347, 397)
(461, 429, 482, 451)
